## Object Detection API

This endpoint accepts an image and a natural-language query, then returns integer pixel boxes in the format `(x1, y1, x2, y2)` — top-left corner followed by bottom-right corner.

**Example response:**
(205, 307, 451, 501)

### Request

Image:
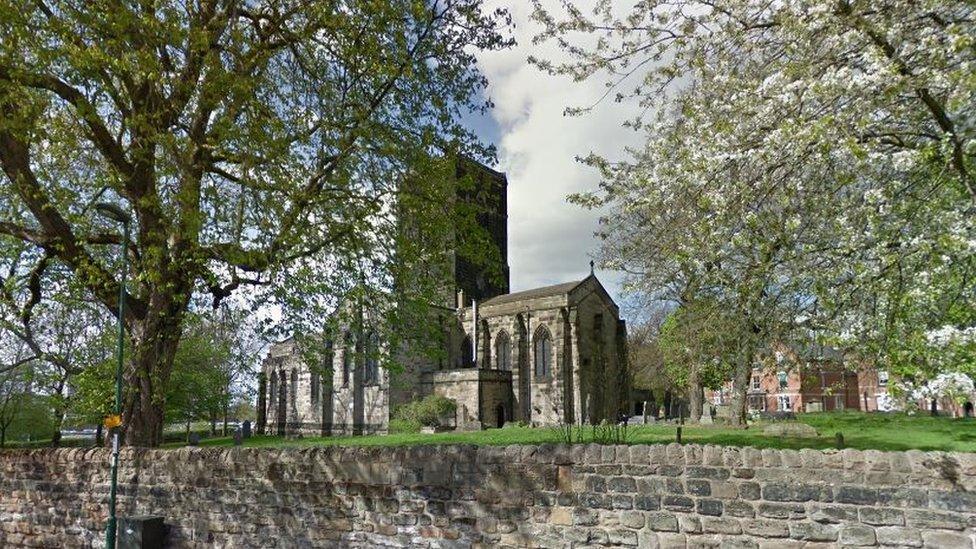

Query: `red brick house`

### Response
(706, 345, 892, 413)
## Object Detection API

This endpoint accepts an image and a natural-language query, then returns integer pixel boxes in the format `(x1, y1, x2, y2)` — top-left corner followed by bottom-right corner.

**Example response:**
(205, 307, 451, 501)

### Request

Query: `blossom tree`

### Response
(532, 0, 975, 422)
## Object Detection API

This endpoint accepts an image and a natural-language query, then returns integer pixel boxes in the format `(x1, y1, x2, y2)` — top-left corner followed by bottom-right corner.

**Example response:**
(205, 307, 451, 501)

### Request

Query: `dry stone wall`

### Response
(1, 444, 975, 548)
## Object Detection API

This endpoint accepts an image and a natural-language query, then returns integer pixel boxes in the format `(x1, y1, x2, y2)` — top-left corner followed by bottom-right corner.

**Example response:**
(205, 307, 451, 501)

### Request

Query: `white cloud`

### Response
(476, 1, 646, 312)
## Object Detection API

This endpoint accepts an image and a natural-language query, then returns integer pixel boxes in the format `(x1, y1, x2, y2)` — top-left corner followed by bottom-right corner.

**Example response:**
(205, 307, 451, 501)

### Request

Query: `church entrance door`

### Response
(495, 404, 505, 428)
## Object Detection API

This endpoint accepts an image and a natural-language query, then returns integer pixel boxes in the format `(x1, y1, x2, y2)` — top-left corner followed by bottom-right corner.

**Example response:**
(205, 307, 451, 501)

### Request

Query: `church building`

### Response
(257, 159, 629, 435)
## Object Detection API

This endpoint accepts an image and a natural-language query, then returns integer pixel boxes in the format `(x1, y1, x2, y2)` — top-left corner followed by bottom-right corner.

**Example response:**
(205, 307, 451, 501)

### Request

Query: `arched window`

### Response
(459, 335, 474, 368)
(342, 332, 353, 386)
(310, 366, 320, 406)
(269, 370, 278, 407)
(364, 331, 380, 384)
(534, 327, 552, 378)
(495, 331, 511, 371)
(290, 368, 298, 410)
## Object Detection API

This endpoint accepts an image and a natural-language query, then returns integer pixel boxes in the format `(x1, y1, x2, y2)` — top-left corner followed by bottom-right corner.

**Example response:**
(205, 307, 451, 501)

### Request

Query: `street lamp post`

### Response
(95, 202, 131, 549)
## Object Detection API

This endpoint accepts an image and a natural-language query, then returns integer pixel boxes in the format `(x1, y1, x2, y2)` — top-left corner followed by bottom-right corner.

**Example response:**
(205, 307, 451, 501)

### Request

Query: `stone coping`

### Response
(3, 443, 974, 473)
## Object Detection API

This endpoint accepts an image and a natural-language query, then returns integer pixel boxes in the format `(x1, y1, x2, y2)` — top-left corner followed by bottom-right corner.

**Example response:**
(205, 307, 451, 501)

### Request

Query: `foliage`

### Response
(554, 419, 630, 445)
(3, 393, 56, 444)
(388, 418, 421, 435)
(896, 372, 976, 416)
(590, 419, 629, 445)
(553, 421, 584, 444)
(66, 348, 116, 425)
(0, 0, 513, 445)
(165, 320, 232, 426)
(531, 1, 976, 421)
(0, 361, 57, 446)
(626, 312, 670, 394)
(69, 310, 251, 430)
(657, 301, 735, 390)
(392, 395, 457, 428)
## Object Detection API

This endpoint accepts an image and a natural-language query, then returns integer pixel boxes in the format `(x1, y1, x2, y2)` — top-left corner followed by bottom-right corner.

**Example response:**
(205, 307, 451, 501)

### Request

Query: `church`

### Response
(257, 158, 629, 435)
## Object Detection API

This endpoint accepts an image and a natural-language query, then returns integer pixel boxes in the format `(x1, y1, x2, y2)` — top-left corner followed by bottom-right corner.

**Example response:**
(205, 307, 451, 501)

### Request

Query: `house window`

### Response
(752, 375, 760, 390)
(777, 395, 791, 411)
(495, 332, 511, 370)
(878, 370, 889, 387)
(748, 394, 766, 411)
(777, 371, 788, 390)
(364, 331, 380, 384)
(533, 327, 552, 378)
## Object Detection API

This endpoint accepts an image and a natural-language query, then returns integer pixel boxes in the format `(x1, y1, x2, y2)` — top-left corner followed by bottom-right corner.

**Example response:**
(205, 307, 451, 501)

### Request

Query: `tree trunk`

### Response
(729, 340, 756, 427)
(663, 390, 672, 419)
(256, 372, 267, 435)
(95, 423, 103, 446)
(50, 379, 68, 448)
(222, 399, 229, 437)
(688, 370, 703, 422)
(122, 299, 186, 447)
(185, 418, 191, 443)
(50, 406, 66, 448)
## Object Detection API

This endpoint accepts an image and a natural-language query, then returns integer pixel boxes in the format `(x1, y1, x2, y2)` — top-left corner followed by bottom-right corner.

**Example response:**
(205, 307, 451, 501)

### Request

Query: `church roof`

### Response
(480, 279, 585, 307)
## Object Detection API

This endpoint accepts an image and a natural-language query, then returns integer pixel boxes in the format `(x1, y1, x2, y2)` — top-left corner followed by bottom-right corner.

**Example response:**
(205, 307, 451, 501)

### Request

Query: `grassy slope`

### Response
(169, 412, 976, 453)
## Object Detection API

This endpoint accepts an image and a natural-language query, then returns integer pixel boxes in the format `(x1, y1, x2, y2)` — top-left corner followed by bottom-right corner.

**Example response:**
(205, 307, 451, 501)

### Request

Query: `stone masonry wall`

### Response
(1, 444, 975, 548)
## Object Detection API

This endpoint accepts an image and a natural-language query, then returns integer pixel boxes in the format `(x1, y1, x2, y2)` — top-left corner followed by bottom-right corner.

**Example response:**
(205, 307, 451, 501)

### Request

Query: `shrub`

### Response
(388, 418, 421, 434)
(392, 395, 457, 427)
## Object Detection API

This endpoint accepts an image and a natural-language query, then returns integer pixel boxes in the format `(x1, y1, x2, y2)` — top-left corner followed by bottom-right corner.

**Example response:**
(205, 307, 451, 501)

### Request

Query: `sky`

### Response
(466, 1, 646, 318)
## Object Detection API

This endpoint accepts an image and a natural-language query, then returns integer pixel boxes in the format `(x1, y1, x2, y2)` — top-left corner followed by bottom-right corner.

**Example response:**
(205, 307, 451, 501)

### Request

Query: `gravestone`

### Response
(762, 422, 818, 438)
(188, 433, 200, 446)
(699, 406, 714, 425)
(242, 420, 252, 438)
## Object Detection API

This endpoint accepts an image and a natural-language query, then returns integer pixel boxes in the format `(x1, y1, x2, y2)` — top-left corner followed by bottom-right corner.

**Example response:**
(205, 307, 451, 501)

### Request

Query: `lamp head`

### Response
(94, 202, 131, 225)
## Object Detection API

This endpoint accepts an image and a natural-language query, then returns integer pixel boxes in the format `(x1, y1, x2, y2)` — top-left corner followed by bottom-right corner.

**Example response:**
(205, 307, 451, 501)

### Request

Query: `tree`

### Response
(658, 299, 736, 422)
(1, 244, 116, 445)
(0, 361, 28, 447)
(0, 1, 513, 445)
(0, 344, 58, 447)
(626, 313, 667, 399)
(532, 1, 975, 423)
(70, 309, 257, 441)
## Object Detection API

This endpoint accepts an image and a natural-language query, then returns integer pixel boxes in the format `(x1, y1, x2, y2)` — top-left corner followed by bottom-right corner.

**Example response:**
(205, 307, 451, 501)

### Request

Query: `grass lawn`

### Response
(165, 412, 976, 453)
